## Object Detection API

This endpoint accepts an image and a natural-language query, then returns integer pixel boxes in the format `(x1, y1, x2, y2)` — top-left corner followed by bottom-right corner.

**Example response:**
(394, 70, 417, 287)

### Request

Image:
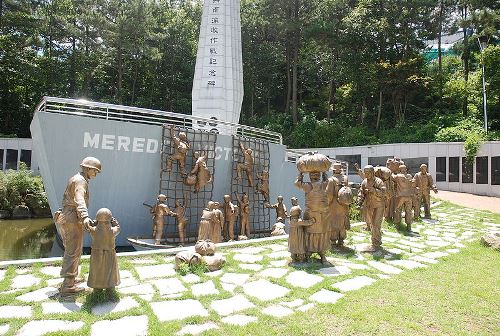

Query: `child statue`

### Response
(211, 202, 224, 243)
(86, 208, 120, 297)
(172, 196, 189, 246)
(150, 194, 174, 245)
(222, 195, 238, 242)
(288, 197, 315, 263)
(256, 170, 270, 201)
(265, 195, 287, 220)
(235, 192, 251, 238)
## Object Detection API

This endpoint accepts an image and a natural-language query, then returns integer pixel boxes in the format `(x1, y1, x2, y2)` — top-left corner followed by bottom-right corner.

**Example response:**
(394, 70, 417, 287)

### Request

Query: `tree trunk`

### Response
(376, 90, 382, 131)
(291, 0, 299, 125)
(437, 0, 444, 105)
(461, 5, 469, 117)
(69, 31, 76, 97)
(83, 25, 90, 97)
(327, 79, 337, 121)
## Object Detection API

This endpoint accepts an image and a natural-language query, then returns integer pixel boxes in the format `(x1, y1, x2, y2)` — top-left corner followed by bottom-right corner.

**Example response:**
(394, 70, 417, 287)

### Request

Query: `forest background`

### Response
(1, 0, 499, 149)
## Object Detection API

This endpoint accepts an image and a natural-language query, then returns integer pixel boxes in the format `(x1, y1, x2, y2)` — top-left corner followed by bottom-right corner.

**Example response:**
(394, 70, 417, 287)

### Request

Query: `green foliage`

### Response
(464, 132, 484, 162)
(435, 118, 485, 142)
(0, 163, 49, 216)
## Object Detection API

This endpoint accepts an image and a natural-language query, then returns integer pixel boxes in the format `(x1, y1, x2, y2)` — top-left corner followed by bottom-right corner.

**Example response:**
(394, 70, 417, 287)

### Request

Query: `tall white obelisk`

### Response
(192, 0, 244, 133)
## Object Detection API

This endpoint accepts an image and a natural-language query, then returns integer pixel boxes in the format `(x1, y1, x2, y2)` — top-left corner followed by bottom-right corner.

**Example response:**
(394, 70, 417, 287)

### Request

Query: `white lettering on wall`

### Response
(82, 132, 237, 160)
(132, 137, 145, 152)
(83, 132, 100, 148)
(101, 134, 115, 150)
(146, 139, 158, 153)
(117, 136, 130, 151)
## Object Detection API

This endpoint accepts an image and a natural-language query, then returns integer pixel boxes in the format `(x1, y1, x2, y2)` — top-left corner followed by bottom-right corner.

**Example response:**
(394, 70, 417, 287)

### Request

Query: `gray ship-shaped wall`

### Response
(30, 111, 301, 246)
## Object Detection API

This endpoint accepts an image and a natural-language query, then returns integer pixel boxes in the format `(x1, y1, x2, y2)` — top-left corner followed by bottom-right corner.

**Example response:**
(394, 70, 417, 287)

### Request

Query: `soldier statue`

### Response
(235, 142, 254, 187)
(165, 125, 190, 174)
(54, 156, 101, 293)
(393, 164, 414, 230)
(413, 164, 438, 218)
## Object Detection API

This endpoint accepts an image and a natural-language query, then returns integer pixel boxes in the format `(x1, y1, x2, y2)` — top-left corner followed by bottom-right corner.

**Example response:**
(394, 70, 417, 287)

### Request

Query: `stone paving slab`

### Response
(17, 320, 84, 336)
(233, 246, 268, 254)
(422, 251, 449, 259)
(177, 322, 218, 336)
(270, 260, 288, 267)
(17, 286, 58, 302)
(220, 273, 250, 286)
(268, 251, 291, 259)
(118, 277, 140, 288)
(135, 264, 175, 280)
(259, 267, 288, 278)
(211, 295, 255, 316)
(387, 259, 427, 270)
(0, 305, 32, 318)
(297, 303, 315, 312)
(11, 274, 40, 289)
(243, 279, 290, 301)
(0, 324, 8, 335)
(281, 299, 304, 308)
(221, 314, 258, 326)
(262, 305, 294, 317)
(310, 289, 344, 304)
(91, 315, 148, 336)
(367, 261, 403, 274)
(151, 278, 187, 296)
(267, 244, 288, 251)
(42, 301, 83, 314)
(181, 274, 201, 284)
(92, 297, 140, 316)
(191, 280, 219, 296)
(239, 263, 263, 271)
(39, 266, 61, 278)
(410, 255, 439, 264)
(233, 254, 263, 263)
(286, 271, 323, 288)
(119, 283, 155, 295)
(332, 276, 376, 292)
(317, 266, 351, 277)
(151, 300, 209, 321)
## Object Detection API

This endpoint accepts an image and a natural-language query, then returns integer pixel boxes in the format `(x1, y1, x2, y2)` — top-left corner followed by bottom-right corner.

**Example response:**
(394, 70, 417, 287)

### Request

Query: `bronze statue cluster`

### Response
(291, 152, 353, 263)
(165, 125, 212, 193)
(55, 157, 121, 295)
(355, 159, 438, 251)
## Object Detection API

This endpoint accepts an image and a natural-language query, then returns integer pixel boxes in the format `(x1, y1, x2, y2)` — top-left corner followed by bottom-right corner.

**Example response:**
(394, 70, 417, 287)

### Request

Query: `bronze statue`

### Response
(190, 151, 212, 193)
(413, 164, 438, 218)
(235, 142, 254, 187)
(54, 156, 101, 293)
(393, 164, 414, 230)
(198, 201, 215, 241)
(265, 195, 287, 220)
(211, 201, 224, 243)
(165, 125, 190, 174)
(271, 217, 286, 236)
(358, 165, 386, 250)
(87, 208, 120, 292)
(328, 162, 350, 247)
(222, 195, 238, 242)
(354, 163, 370, 231)
(235, 192, 251, 238)
(288, 197, 315, 262)
(150, 194, 174, 245)
(294, 170, 332, 263)
(385, 157, 404, 221)
(172, 196, 189, 246)
(256, 170, 270, 201)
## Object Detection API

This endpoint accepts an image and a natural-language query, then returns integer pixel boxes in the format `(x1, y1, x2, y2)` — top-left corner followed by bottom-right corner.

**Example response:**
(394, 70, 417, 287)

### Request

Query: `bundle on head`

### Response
(297, 152, 331, 173)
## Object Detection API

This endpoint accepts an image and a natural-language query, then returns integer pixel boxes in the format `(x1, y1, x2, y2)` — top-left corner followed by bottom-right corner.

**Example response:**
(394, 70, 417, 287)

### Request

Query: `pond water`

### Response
(0, 218, 57, 261)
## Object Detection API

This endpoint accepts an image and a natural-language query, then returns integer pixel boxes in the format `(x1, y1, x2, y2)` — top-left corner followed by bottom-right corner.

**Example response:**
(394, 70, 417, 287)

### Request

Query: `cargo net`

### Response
(159, 125, 217, 244)
(231, 135, 271, 237)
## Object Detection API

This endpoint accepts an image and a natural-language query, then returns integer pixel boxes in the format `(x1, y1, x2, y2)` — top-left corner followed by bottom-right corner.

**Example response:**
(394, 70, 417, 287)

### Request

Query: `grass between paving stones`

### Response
(0, 200, 498, 335)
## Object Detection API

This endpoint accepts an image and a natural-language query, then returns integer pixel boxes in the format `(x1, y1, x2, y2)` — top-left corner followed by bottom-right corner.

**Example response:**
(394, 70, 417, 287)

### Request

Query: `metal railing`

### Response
(34, 97, 283, 144)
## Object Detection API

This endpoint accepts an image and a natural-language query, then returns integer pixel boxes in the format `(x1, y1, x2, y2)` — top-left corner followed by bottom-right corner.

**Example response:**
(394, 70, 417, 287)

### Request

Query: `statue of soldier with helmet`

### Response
(54, 156, 101, 294)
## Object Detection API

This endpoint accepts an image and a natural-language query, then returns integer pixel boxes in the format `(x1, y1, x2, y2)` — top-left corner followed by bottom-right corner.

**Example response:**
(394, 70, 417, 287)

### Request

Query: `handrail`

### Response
(35, 96, 283, 144)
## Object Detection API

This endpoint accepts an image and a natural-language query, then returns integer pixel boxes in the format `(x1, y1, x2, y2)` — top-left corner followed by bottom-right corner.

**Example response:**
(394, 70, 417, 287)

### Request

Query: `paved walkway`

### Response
(434, 190, 500, 214)
(0, 202, 498, 335)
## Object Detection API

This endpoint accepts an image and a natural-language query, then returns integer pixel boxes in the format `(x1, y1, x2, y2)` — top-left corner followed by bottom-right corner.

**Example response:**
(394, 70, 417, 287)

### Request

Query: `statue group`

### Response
(54, 157, 121, 295)
(290, 153, 438, 261)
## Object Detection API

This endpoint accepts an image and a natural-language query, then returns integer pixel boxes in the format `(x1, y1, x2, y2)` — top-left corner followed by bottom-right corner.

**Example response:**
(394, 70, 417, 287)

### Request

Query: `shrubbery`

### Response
(0, 163, 50, 217)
